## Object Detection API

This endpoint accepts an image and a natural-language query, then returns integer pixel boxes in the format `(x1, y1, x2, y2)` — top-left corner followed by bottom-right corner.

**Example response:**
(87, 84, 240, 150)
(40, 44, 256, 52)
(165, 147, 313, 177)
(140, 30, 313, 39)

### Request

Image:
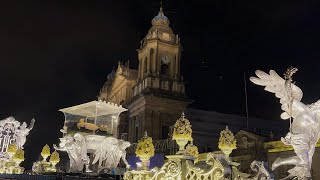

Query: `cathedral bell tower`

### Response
(128, 5, 190, 143)
(134, 5, 184, 96)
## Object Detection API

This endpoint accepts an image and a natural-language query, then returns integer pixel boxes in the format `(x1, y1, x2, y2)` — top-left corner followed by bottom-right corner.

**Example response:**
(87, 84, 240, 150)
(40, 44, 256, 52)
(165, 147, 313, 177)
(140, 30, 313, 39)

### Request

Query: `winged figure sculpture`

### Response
(250, 69, 320, 180)
(92, 137, 131, 172)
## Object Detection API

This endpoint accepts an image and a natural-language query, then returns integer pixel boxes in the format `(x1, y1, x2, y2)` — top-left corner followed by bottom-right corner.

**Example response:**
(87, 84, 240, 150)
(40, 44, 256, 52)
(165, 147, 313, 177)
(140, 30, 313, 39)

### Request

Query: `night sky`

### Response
(0, 0, 320, 169)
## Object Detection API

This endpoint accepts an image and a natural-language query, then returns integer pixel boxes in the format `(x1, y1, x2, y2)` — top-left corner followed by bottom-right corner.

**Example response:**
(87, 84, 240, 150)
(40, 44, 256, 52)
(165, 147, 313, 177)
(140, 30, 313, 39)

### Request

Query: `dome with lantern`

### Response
(140, 3, 180, 47)
(151, 6, 170, 26)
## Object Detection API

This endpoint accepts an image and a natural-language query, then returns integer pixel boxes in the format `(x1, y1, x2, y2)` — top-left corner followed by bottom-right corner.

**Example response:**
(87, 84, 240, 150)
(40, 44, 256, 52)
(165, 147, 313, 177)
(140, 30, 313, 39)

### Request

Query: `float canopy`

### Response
(59, 100, 127, 117)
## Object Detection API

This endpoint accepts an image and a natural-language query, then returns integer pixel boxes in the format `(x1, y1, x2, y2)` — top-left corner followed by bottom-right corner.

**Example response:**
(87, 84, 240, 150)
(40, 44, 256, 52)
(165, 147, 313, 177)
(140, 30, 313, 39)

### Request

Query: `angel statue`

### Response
(250, 68, 320, 180)
(92, 137, 131, 173)
(16, 118, 35, 149)
(54, 133, 92, 173)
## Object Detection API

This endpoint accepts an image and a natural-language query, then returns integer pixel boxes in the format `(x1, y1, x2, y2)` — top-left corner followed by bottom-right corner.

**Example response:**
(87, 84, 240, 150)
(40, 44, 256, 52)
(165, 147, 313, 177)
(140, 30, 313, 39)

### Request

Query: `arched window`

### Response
(161, 64, 169, 75)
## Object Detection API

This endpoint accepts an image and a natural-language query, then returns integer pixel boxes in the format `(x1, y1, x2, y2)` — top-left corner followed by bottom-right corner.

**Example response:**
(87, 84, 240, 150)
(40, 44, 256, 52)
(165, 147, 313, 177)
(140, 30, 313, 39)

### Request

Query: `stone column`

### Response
(147, 51, 151, 74)
(170, 56, 174, 78)
(152, 49, 156, 75)
(175, 55, 179, 79)
(178, 51, 181, 76)
(141, 58, 145, 79)
(138, 60, 141, 80)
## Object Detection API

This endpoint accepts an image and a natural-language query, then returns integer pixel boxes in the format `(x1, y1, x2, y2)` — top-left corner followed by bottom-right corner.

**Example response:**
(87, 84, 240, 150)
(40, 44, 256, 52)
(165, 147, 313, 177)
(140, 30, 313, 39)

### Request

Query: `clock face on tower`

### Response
(161, 55, 170, 64)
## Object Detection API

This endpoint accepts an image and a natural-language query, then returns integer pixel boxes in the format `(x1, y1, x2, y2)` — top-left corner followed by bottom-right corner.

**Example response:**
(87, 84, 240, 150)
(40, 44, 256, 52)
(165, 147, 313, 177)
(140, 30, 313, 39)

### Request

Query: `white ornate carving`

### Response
(92, 136, 131, 172)
(16, 118, 35, 150)
(250, 68, 320, 179)
(54, 133, 91, 173)
(0, 117, 34, 158)
(54, 134, 130, 173)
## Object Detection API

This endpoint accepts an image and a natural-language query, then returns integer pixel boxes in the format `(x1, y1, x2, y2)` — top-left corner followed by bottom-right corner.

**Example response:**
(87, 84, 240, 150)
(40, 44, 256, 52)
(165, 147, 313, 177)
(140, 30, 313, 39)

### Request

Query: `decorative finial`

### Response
(126, 59, 130, 68)
(140, 40, 143, 48)
(158, 1, 164, 15)
(144, 131, 148, 137)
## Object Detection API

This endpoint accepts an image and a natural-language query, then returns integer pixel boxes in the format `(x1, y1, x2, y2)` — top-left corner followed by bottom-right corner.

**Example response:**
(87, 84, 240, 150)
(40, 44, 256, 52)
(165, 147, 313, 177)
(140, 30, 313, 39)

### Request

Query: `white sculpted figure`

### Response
(16, 118, 35, 149)
(250, 68, 320, 179)
(54, 133, 91, 173)
(92, 137, 131, 172)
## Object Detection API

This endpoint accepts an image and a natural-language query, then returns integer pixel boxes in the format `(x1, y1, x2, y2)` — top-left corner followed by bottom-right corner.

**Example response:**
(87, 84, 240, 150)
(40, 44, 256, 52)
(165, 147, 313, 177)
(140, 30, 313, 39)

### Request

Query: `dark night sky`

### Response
(0, 0, 320, 169)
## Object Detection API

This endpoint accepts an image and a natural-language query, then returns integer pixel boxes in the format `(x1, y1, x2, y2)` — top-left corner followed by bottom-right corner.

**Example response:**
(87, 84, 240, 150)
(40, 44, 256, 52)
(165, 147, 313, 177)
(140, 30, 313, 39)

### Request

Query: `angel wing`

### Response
(27, 118, 35, 130)
(250, 70, 308, 119)
(92, 137, 118, 166)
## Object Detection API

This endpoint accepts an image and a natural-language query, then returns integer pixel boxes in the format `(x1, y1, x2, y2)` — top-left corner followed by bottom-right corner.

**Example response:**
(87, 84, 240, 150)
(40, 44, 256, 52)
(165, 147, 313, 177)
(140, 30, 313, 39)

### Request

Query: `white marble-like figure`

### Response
(54, 133, 92, 173)
(16, 118, 35, 149)
(250, 69, 320, 179)
(92, 137, 131, 172)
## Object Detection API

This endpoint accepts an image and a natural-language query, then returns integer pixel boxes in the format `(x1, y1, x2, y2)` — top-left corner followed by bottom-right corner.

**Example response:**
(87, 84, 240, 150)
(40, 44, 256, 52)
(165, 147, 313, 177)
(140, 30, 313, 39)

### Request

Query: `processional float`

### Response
(0, 116, 35, 174)
(51, 100, 130, 174)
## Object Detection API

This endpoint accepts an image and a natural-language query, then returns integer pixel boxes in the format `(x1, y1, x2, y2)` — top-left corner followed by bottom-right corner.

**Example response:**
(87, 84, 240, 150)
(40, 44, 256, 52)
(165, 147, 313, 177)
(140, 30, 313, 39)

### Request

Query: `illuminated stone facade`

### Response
(99, 6, 190, 142)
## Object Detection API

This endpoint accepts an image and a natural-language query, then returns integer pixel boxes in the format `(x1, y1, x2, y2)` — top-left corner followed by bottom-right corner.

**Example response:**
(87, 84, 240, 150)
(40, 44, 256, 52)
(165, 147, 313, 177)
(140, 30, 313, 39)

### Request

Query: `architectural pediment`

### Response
(109, 74, 126, 92)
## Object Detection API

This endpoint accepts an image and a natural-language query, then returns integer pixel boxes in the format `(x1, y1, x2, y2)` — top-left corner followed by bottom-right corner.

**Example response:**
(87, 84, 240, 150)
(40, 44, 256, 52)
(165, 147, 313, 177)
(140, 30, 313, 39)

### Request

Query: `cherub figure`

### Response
(93, 137, 131, 172)
(54, 133, 92, 173)
(16, 118, 35, 149)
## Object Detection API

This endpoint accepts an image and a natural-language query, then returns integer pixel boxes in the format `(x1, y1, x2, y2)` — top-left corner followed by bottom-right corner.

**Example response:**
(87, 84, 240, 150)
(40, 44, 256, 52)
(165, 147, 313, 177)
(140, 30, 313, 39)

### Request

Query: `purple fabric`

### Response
(128, 153, 164, 170)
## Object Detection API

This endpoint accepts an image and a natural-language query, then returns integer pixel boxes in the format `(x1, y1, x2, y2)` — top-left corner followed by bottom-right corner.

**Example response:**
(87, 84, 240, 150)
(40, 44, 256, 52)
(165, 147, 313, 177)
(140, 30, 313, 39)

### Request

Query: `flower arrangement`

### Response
(49, 151, 60, 163)
(172, 113, 193, 141)
(185, 142, 199, 157)
(135, 132, 155, 157)
(41, 144, 51, 161)
(218, 126, 236, 150)
(13, 149, 24, 162)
